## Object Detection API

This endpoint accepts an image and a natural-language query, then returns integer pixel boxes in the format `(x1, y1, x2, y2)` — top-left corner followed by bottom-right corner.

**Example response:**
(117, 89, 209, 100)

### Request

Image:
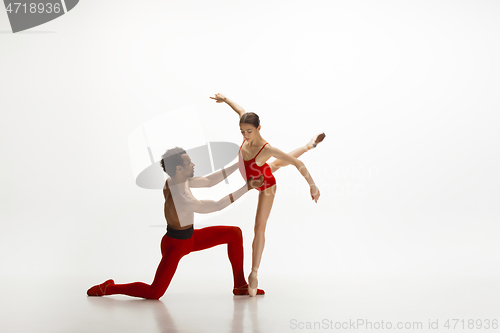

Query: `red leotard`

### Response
(238, 141, 276, 191)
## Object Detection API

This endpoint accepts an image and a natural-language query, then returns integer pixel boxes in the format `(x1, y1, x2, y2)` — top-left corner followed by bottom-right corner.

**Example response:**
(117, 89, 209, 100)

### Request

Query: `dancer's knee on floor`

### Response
(147, 291, 164, 300)
(147, 285, 168, 300)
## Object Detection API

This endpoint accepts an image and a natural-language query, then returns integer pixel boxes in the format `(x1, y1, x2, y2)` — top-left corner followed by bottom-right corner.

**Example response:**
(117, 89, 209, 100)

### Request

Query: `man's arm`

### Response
(186, 175, 263, 214)
(210, 93, 245, 118)
(189, 162, 239, 188)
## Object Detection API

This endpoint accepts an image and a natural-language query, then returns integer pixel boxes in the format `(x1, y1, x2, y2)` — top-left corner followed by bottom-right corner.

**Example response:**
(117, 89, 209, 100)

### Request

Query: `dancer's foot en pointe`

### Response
(248, 268, 259, 297)
(233, 284, 265, 296)
(306, 132, 326, 150)
(87, 279, 114, 296)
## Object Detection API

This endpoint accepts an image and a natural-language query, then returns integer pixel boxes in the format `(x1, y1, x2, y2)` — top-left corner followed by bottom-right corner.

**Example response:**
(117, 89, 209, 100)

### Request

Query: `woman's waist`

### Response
(239, 164, 274, 179)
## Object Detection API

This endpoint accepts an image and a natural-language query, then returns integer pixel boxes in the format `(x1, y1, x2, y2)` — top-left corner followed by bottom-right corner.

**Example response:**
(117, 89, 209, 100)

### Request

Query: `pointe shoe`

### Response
(233, 284, 265, 296)
(306, 132, 326, 150)
(87, 279, 114, 296)
(248, 270, 258, 297)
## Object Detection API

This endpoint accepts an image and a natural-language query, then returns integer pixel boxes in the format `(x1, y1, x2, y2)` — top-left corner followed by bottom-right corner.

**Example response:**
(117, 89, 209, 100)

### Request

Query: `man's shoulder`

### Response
(163, 179, 171, 200)
(188, 176, 211, 188)
(164, 178, 172, 190)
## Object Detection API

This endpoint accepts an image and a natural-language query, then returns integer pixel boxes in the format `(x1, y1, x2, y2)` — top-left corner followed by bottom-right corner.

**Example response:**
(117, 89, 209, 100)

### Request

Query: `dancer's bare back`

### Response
(163, 180, 194, 230)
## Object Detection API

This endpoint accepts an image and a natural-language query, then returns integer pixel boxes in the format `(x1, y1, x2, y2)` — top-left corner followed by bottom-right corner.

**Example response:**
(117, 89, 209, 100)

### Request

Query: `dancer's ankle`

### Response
(307, 132, 326, 150)
(248, 268, 258, 285)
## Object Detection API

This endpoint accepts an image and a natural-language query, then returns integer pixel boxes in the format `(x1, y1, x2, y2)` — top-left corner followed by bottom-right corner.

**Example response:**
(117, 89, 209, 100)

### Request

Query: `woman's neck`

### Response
(247, 134, 265, 146)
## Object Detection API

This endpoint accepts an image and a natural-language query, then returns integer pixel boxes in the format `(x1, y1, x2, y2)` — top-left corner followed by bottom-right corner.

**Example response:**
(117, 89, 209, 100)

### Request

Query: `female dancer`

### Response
(210, 93, 325, 296)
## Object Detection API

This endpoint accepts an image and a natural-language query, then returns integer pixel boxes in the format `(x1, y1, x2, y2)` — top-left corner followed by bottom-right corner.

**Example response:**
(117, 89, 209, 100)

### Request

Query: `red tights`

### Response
(105, 226, 247, 300)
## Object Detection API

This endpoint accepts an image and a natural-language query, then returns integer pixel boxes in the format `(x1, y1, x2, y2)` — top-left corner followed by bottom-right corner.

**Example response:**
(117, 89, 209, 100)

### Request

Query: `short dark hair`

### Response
(240, 112, 260, 128)
(160, 147, 187, 177)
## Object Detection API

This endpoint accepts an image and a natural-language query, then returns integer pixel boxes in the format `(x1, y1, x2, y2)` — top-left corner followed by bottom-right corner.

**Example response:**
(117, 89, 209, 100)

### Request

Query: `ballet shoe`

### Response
(248, 286, 257, 297)
(307, 132, 326, 150)
(233, 284, 265, 296)
(87, 279, 114, 296)
(248, 270, 259, 297)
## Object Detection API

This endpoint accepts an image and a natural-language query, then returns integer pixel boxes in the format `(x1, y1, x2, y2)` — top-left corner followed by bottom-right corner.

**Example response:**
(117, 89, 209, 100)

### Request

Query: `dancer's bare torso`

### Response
(163, 179, 196, 230)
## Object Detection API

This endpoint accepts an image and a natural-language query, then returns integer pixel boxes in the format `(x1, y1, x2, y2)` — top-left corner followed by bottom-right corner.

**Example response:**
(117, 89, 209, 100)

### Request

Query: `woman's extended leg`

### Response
(269, 133, 325, 173)
(248, 185, 276, 295)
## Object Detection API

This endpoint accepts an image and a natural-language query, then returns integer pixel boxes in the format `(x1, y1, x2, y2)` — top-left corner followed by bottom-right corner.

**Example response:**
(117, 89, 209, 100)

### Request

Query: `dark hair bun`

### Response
(239, 112, 260, 128)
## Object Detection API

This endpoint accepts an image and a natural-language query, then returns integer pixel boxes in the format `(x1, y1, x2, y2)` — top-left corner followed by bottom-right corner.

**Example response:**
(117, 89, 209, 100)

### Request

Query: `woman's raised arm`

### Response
(210, 93, 245, 118)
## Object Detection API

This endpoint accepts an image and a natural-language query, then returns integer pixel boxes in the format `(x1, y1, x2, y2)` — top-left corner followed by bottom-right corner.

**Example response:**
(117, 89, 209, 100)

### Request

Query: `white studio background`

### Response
(1, 0, 499, 311)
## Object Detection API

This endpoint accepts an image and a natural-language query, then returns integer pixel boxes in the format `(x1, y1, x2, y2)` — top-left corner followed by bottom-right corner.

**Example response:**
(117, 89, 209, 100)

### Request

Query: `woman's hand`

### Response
(210, 93, 227, 103)
(310, 184, 320, 203)
(210, 93, 245, 117)
(247, 175, 264, 190)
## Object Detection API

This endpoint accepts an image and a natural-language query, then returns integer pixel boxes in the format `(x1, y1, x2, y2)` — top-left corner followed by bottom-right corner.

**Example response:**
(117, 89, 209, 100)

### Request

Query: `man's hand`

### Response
(210, 93, 227, 103)
(310, 184, 320, 203)
(247, 175, 264, 190)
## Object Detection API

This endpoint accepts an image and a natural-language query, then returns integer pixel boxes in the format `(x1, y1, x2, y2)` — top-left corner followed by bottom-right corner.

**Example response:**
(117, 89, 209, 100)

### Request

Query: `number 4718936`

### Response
(5, 2, 62, 14)
(444, 319, 498, 330)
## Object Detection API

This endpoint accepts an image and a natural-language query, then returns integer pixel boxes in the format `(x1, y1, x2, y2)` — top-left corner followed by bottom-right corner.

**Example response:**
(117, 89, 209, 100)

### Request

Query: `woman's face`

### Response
(240, 123, 260, 142)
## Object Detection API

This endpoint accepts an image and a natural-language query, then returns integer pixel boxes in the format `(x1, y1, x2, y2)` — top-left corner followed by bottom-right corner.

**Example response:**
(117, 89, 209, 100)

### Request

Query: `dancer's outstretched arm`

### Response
(269, 145, 309, 173)
(266, 146, 321, 202)
(189, 162, 239, 188)
(210, 93, 245, 118)
(187, 175, 264, 214)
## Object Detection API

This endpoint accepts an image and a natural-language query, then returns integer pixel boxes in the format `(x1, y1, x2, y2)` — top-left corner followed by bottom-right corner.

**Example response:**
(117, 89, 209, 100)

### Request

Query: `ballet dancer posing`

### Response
(87, 147, 265, 299)
(211, 93, 325, 296)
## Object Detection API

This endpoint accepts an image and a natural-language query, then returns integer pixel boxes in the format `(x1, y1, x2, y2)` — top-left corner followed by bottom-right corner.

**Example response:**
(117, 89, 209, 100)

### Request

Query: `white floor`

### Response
(2, 1, 500, 332)
(1, 275, 498, 333)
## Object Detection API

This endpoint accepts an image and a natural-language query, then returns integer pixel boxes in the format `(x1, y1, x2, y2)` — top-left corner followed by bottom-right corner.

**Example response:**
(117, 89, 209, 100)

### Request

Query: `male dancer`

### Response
(87, 147, 264, 299)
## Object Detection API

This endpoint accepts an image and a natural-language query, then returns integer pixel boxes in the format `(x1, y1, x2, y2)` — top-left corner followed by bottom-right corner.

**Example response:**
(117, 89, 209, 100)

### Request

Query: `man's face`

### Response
(180, 154, 195, 178)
